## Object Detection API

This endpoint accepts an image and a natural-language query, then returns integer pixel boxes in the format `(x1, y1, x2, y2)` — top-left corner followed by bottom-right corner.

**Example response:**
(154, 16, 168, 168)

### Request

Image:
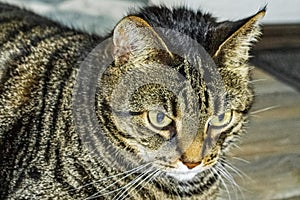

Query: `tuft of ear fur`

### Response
(112, 16, 172, 64)
(212, 8, 266, 77)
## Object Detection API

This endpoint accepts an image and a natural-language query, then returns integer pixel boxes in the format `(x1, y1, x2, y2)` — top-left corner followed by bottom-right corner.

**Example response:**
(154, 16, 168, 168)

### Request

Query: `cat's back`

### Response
(0, 4, 102, 198)
(0, 2, 101, 114)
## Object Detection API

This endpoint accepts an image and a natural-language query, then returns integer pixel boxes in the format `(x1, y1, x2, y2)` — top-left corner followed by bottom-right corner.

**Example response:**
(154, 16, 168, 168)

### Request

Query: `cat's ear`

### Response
(112, 16, 172, 64)
(211, 8, 266, 76)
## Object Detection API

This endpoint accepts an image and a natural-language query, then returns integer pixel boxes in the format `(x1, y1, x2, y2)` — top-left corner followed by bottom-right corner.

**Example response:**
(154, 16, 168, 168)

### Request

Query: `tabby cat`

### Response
(0, 2, 265, 200)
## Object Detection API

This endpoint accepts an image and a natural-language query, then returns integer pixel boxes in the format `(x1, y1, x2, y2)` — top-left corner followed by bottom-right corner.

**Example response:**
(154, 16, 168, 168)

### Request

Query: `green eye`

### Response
(148, 110, 172, 129)
(209, 111, 233, 128)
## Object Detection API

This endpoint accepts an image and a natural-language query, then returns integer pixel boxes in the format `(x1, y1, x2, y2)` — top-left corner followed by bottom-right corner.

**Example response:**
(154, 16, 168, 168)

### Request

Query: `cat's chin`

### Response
(165, 161, 207, 182)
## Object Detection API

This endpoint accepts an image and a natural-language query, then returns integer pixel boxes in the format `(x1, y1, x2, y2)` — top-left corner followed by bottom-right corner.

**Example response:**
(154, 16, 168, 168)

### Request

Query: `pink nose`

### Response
(182, 161, 201, 169)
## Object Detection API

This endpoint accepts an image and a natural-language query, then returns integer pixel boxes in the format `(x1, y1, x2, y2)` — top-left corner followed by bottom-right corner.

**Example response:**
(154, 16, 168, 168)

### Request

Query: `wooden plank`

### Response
(250, 24, 300, 92)
(224, 68, 300, 200)
(254, 24, 300, 50)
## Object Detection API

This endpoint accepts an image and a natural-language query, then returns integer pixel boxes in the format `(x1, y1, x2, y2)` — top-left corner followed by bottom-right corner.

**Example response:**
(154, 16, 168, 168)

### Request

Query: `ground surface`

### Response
(229, 68, 300, 200)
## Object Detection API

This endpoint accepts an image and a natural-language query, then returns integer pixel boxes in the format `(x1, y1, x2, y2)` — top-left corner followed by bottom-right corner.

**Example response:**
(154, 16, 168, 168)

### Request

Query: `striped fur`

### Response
(0, 3, 264, 199)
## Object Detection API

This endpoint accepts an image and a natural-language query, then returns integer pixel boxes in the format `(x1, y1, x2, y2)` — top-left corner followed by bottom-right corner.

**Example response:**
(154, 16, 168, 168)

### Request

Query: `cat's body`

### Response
(0, 3, 264, 199)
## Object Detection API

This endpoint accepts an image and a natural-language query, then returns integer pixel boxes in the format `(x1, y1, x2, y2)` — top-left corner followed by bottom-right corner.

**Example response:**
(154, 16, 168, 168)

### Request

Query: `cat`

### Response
(0, 2, 265, 200)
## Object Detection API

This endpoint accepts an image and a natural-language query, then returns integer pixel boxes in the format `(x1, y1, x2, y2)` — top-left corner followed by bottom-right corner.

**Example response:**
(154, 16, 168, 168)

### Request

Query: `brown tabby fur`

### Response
(0, 3, 265, 199)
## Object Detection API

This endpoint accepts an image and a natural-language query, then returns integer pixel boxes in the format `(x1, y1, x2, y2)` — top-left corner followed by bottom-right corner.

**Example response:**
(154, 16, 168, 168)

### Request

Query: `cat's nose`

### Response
(181, 161, 201, 169)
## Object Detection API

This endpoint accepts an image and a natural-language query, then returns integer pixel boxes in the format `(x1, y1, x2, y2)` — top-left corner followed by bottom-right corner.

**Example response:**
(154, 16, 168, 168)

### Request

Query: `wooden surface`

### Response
(225, 68, 300, 200)
(255, 24, 300, 50)
(251, 24, 300, 92)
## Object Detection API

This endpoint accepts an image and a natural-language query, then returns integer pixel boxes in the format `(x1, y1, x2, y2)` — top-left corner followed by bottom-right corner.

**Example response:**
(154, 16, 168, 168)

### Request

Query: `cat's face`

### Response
(90, 11, 264, 182)
(106, 60, 238, 181)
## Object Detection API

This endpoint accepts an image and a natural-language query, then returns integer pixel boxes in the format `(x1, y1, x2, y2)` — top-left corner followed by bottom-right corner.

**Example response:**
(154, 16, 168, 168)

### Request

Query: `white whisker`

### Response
(212, 167, 231, 200)
(231, 157, 250, 164)
(250, 105, 279, 115)
(216, 163, 238, 188)
(216, 162, 246, 200)
(219, 158, 249, 181)
(221, 162, 246, 181)
(113, 167, 154, 200)
(118, 169, 160, 200)
(83, 163, 152, 200)
(249, 78, 267, 83)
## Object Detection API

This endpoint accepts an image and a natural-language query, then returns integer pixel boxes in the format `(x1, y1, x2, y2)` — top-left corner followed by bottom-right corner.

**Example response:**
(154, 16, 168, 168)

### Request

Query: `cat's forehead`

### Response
(114, 59, 226, 117)
(132, 6, 215, 45)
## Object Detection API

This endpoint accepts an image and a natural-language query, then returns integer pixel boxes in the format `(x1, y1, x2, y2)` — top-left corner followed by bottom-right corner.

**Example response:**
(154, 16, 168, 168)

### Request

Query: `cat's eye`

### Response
(147, 110, 172, 129)
(209, 111, 233, 128)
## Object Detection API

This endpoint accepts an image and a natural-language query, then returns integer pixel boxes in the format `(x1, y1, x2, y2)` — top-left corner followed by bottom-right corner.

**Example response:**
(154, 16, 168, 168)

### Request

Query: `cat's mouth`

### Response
(164, 160, 209, 181)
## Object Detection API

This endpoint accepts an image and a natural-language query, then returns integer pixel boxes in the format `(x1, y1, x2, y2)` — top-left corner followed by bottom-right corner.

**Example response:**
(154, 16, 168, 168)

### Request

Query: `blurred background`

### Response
(0, 0, 299, 199)
(1, 0, 300, 33)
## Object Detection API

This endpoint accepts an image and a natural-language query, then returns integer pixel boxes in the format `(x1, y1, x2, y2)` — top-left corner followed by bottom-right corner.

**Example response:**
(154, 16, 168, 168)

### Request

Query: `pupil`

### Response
(157, 112, 165, 123)
(218, 113, 225, 121)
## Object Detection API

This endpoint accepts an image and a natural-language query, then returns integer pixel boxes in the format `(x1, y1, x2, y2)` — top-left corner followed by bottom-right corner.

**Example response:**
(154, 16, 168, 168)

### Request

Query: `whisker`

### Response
(249, 66, 255, 71)
(83, 163, 152, 200)
(216, 163, 246, 200)
(231, 157, 250, 164)
(85, 163, 150, 191)
(118, 171, 154, 200)
(144, 169, 161, 188)
(250, 114, 263, 118)
(250, 105, 280, 115)
(219, 158, 249, 181)
(221, 161, 246, 181)
(174, 180, 182, 200)
(113, 167, 154, 200)
(118, 169, 160, 200)
(212, 167, 231, 200)
(249, 78, 267, 83)
(216, 163, 238, 187)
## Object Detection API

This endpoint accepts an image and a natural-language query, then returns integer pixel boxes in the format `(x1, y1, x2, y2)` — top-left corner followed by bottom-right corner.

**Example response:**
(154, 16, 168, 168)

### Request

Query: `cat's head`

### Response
(88, 7, 265, 182)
